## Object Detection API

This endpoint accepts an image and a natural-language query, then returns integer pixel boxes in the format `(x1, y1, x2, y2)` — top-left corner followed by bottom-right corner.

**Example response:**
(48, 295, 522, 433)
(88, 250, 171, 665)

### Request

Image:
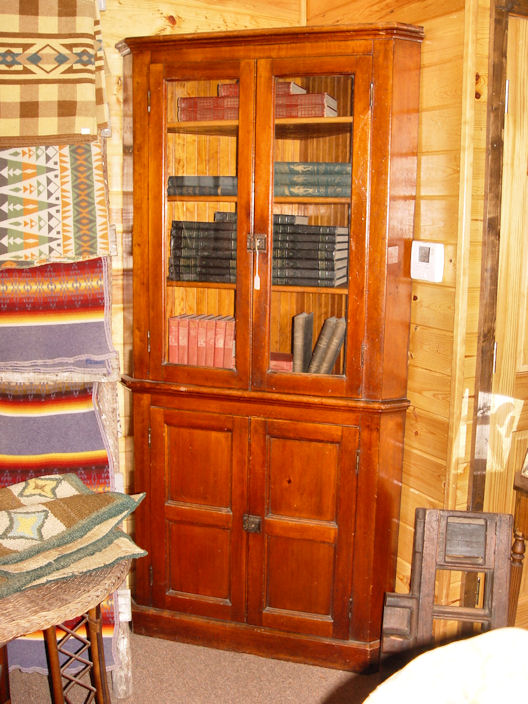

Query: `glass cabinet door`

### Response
(252, 56, 373, 398)
(147, 62, 254, 386)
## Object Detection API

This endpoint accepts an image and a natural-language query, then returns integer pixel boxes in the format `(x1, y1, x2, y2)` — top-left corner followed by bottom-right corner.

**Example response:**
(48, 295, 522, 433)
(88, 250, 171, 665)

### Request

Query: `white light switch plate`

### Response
(410, 241, 444, 282)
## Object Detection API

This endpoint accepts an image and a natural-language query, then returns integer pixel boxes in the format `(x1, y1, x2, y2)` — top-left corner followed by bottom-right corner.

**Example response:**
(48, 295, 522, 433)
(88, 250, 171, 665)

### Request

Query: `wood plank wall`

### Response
(308, 0, 491, 619)
(101, 0, 503, 632)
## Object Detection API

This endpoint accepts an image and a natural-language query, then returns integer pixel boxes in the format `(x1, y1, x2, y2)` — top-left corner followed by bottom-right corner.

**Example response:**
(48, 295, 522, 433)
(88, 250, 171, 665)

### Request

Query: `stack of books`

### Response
(168, 219, 237, 283)
(273, 161, 351, 197)
(168, 314, 235, 368)
(177, 81, 337, 121)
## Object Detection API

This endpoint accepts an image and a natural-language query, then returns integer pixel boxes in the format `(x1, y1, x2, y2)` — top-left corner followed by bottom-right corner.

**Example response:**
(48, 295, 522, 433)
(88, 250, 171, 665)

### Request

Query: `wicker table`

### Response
(0, 559, 130, 704)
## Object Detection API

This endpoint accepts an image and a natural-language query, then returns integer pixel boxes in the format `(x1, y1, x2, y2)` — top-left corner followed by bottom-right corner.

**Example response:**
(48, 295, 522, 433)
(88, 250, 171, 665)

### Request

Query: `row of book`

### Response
(293, 312, 347, 374)
(177, 81, 338, 121)
(167, 161, 352, 198)
(168, 211, 349, 287)
(168, 314, 235, 368)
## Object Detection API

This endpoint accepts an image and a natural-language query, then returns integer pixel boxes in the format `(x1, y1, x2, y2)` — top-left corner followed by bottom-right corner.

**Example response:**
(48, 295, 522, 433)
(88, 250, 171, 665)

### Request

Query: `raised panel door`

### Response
(149, 406, 249, 622)
(247, 418, 359, 639)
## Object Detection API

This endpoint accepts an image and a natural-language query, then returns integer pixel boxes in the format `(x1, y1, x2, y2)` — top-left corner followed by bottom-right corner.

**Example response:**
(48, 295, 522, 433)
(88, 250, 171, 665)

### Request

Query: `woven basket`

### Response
(0, 558, 131, 646)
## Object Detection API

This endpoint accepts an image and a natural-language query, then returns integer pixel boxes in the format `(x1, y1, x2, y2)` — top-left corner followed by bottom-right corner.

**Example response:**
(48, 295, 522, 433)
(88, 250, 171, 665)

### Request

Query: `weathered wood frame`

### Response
(469, 0, 528, 510)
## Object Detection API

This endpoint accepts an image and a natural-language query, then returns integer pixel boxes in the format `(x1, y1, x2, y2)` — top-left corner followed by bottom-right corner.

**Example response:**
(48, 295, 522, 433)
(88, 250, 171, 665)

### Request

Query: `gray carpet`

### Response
(8, 632, 384, 703)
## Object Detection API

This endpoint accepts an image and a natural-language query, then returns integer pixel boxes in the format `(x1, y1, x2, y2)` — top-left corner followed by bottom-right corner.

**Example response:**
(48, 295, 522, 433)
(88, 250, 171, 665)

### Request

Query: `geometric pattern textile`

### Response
(0, 142, 113, 268)
(0, 257, 120, 381)
(0, 0, 109, 146)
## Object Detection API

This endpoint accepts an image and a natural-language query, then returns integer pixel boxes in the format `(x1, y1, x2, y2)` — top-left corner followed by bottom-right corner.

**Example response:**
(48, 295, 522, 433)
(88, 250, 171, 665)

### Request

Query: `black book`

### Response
(214, 211, 309, 225)
(271, 264, 347, 279)
(273, 224, 349, 235)
(171, 219, 238, 233)
(292, 312, 314, 373)
(168, 270, 236, 283)
(274, 161, 352, 175)
(171, 259, 237, 272)
(273, 250, 349, 264)
(171, 247, 236, 258)
(272, 276, 348, 287)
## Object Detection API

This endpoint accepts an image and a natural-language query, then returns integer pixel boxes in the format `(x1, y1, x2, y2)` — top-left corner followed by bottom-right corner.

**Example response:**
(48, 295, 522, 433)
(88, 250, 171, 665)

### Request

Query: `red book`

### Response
(177, 96, 239, 121)
(168, 317, 179, 363)
(187, 315, 199, 365)
(177, 314, 190, 364)
(275, 93, 337, 118)
(197, 315, 212, 366)
(222, 317, 235, 369)
(213, 316, 228, 367)
(218, 80, 306, 97)
(270, 351, 294, 371)
(204, 316, 217, 367)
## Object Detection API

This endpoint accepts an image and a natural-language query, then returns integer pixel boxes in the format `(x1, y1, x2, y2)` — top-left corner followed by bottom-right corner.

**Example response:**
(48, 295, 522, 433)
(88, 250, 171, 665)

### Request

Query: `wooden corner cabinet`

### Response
(120, 24, 423, 671)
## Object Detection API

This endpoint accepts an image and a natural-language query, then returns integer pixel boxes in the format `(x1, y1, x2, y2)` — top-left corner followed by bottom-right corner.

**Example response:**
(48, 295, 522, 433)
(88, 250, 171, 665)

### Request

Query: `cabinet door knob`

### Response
(242, 514, 262, 533)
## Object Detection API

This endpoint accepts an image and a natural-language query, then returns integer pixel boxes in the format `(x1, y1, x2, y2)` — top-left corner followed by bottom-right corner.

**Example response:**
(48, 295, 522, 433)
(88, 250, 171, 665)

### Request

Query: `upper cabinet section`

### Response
(122, 24, 423, 401)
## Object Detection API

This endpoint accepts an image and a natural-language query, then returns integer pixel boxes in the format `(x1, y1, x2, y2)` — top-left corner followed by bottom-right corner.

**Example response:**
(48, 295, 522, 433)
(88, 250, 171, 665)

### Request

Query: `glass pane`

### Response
(269, 75, 353, 375)
(165, 79, 238, 369)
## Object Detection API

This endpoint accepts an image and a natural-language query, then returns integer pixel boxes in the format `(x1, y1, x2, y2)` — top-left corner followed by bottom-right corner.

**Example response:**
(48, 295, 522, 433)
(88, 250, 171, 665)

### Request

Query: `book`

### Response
(273, 241, 349, 254)
(273, 183, 350, 197)
(270, 351, 294, 371)
(272, 224, 349, 235)
(271, 265, 348, 279)
(272, 275, 348, 287)
(177, 314, 191, 364)
(308, 317, 337, 373)
(197, 314, 213, 366)
(172, 247, 237, 258)
(168, 184, 237, 196)
(273, 250, 349, 264)
(173, 271, 237, 283)
(168, 316, 179, 363)
(222, 317, 236, 369)
(168, 175, 237, 195)
(171, 219, 238, 232)
(275, 93, 338, 118)
(177, 95, 240, 121)
(214, 316, 228, 367)
(218, 80, 306, 97)
(274, 161, 352, 175)
(292, 312, 313, 373)
(204, 316, 217, 366)
(273, 172, 351, 188)
(318, 317, 346, 374)
(214, 211, 309, 225)
(171, 257, 237, 270)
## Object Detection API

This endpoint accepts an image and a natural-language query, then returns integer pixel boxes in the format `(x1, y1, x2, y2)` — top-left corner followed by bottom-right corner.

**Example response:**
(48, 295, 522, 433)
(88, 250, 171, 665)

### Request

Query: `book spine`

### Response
(292, 312, 313, 373)
(272, 276, 348, 287)
(177, 315, 190, 365)
(318, 317, 347, 374)
(172, 247, 236, 258)
(272, 266, 347, 279)
(214, 211, 309, 225)
(308, 317, 337, 373)
(187, 316, 199, 365)
(270, 352, 294, 371)
(276, 92, 337, 111)
(273, 252, 348, 265)
(196, 315, 209, 366)
(214, 317, 227, 367)
(205, 317, 216, 366)
(272, 224, 349, 235)
(273, 242, 349, 253)
(171, 219, 238, 232)
(222, 317, 236, 369)
(168, 184, 237, 196)
(168, 317, 179, 364)
(172, 257, 237, 269)
(273, 173, 351, 187)
(274, 161, 352, 175)
(274, 183, 350, 197)
(168, 175, 237, 189)
(178, 96, 239, 121)
(175, 272, 236, 283)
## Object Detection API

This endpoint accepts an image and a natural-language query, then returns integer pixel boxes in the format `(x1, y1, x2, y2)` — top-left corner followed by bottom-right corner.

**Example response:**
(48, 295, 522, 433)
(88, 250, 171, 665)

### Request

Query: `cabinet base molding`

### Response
(131, 603, 380, 672)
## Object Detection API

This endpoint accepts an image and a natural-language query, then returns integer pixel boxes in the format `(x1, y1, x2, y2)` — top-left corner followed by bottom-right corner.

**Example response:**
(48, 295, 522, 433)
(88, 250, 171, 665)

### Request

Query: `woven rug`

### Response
(0, 142, 114, 268)
(0, 0, 109, 146)
(0, 256, 119, 381)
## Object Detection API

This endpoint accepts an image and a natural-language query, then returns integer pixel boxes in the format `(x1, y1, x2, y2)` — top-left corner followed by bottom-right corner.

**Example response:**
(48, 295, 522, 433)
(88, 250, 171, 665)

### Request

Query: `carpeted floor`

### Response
(8, 631, 384, 703)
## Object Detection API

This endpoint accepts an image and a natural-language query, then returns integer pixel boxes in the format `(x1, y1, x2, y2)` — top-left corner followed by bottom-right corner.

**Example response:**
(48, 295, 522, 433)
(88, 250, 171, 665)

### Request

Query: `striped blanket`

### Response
(0, 382, 126, 672)
(0, 257, 119, 382)
(0, 0, 109, 146)
(0, 142, 114, 268)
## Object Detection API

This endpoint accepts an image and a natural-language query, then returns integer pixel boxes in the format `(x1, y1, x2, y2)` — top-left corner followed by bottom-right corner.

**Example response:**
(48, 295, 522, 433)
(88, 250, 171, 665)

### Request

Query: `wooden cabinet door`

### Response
(247, 418, 359, 639)
(149, 406, 249, 622)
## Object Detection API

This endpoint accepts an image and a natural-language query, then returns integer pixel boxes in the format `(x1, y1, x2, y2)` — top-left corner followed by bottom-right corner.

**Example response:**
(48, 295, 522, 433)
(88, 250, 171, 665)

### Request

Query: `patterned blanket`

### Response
(0, 257, 119, 381)
(0, 0, 109, 146)
(0, 142, 114, 268)
(0, 473, 145, 599)
(0, 381, 122, 671)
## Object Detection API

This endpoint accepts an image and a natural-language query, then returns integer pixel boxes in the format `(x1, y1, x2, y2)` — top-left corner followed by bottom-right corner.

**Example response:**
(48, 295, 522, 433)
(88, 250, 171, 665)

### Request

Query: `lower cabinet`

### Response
(131, 390, 406, 671)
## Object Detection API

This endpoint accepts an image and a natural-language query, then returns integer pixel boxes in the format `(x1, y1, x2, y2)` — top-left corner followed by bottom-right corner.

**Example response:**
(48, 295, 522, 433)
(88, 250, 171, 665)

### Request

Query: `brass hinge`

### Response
(149, 565, 154, 587)
(147, 90, 151, 113)
(147, 329, 151, 353)
(348, 596, 354, 618)
(370, 82, 374, 109)
(148, 427, 151, 448)
(356, 449, 360, 475)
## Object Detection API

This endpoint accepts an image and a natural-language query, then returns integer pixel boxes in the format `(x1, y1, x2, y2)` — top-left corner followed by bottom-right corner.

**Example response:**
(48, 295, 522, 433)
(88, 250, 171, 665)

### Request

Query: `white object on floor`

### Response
(363, 627, 528, 703)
